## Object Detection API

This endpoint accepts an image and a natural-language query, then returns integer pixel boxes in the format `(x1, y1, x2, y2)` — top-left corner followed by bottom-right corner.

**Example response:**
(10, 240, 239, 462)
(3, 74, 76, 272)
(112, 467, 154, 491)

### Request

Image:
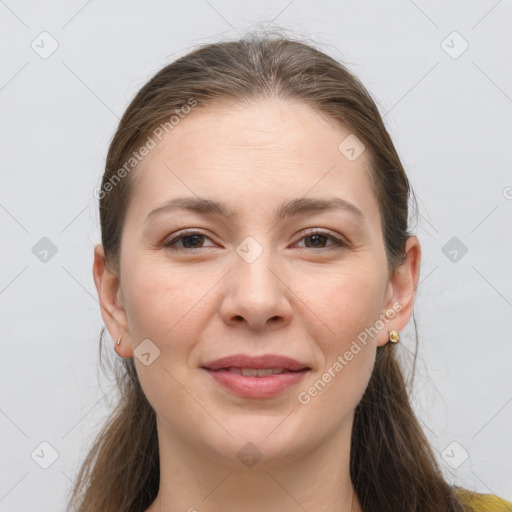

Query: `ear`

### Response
(92, 244, 133, 358)
(376, 236, 421, 347)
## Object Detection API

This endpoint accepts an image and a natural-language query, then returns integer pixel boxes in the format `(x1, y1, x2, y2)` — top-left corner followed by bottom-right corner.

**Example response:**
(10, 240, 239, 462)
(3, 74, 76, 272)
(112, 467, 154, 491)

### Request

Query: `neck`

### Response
(146, 415, 362, 512)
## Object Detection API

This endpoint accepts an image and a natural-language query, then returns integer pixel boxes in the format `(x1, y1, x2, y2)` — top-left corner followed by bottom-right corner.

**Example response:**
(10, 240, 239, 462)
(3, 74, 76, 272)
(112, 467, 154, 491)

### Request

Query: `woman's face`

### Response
(96, 97, 417, 468)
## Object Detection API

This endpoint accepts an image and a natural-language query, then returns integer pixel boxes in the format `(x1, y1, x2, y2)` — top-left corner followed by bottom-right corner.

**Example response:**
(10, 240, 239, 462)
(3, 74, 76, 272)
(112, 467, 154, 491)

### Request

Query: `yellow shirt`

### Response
(454, 486, 512, 511)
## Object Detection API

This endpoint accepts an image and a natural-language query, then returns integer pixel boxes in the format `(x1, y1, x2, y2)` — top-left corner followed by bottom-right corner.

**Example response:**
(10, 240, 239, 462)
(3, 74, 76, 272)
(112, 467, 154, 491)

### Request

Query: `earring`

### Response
(116, 337, 121, 346)
(388, 330, 400, 343)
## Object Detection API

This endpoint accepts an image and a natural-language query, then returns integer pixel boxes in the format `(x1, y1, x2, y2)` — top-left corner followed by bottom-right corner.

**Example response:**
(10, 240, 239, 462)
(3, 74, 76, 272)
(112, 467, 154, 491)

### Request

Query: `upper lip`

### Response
(201, 354, 310, 371)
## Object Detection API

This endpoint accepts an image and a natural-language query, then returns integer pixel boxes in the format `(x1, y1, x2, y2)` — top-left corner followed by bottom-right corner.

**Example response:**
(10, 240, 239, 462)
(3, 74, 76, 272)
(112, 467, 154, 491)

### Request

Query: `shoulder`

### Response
(453, 486, 512, 512)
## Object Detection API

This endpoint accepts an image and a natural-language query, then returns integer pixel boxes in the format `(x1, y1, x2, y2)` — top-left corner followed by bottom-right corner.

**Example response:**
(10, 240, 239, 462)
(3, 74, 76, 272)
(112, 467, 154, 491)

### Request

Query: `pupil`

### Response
(305, 234, 326, 248)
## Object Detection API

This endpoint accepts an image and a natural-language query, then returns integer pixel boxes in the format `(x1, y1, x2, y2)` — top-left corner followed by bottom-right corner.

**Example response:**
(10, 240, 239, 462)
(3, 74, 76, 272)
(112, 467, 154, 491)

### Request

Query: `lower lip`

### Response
(203, 369, 309, 398)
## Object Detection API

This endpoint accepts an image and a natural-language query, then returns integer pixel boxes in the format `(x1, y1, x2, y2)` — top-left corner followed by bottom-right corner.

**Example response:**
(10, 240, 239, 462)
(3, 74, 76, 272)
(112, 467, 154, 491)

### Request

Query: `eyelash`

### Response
(162, 228, 347, 252)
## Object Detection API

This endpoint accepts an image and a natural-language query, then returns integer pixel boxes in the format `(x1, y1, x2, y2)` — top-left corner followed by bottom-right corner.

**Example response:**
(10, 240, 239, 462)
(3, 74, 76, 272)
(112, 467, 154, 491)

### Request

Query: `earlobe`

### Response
(377, 236, 421, 347)
(113, 336, 132, 359)
(92, 244, 131, 357)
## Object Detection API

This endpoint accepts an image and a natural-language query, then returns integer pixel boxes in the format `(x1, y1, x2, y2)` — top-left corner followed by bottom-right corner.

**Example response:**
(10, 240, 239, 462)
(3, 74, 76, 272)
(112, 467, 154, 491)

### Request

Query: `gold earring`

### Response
(389, 330, 400, 343)
(116, 337, 121, 346)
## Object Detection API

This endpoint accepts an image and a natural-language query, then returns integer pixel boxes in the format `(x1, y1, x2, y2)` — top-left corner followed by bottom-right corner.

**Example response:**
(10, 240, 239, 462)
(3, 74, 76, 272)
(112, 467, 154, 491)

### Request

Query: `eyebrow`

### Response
(145, 196, 364, 224)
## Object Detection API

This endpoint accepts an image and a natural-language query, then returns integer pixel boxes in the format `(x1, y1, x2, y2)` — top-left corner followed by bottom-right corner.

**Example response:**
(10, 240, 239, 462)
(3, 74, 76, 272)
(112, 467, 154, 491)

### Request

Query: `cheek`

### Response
(292, 264, 384, 409)
(121, 264, 206, 413)
(298, 261, 386, 340)
(122, 261, 199, 343)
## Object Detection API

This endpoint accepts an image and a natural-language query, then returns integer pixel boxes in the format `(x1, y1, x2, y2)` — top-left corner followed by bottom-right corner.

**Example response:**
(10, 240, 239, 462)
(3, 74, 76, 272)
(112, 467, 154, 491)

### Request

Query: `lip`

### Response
(203, 368, 309, 398)
(201, 353, 311, 399)
(201, 354, 310, 372)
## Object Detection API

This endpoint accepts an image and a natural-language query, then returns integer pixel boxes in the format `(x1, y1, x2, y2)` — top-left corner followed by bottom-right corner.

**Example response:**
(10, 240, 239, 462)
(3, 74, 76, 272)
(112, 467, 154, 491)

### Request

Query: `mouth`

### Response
(200, 354, 311, 398)
(203, 367, 310, 376)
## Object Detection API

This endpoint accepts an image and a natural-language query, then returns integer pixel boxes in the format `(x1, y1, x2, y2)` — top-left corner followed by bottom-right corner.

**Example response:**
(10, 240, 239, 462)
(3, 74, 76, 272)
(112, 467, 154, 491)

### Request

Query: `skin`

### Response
(93, 97, 421, 512)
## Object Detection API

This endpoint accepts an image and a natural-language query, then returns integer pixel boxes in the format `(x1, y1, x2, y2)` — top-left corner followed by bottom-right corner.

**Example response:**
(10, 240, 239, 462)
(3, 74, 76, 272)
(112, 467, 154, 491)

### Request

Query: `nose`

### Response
(220, 245, 293, 332)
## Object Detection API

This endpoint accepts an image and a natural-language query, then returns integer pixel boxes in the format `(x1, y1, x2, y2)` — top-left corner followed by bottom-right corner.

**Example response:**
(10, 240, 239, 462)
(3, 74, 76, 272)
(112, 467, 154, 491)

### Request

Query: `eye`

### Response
(162, 229, 347, 252)
(294, 229, 347, 249)
(163, 231, 217, 251)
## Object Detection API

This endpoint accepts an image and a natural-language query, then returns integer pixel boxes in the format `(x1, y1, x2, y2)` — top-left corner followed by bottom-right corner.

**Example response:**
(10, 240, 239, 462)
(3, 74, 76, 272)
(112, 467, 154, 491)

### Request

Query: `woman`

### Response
(68, 34, 512, 511)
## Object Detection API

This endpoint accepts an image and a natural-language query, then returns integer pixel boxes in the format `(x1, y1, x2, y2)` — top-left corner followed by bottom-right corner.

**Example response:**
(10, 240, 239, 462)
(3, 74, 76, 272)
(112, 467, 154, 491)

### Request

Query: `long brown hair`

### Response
(68, 33, 467, 511)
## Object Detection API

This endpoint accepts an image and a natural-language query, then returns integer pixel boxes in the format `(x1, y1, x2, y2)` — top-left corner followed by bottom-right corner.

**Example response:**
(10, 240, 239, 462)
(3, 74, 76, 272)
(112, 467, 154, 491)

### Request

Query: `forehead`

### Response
(126, 97, 381, 226)
(148, 97, 365, 169)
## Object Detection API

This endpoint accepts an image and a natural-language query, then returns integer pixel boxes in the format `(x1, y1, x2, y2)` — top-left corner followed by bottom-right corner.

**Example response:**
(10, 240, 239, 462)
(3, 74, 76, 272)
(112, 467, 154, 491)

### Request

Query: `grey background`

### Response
(1, 1, 511, 509)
